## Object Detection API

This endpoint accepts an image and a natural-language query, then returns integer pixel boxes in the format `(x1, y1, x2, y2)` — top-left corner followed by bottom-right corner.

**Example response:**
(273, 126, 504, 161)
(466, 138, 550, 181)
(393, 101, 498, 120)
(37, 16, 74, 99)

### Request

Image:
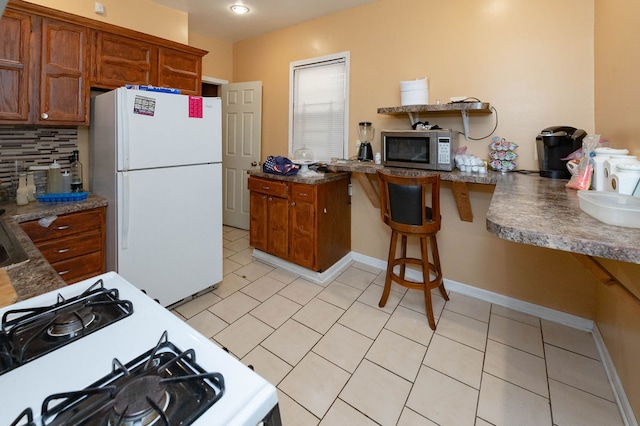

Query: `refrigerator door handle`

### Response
(121, 172, 130, 250)
(118, 89, 130, 171)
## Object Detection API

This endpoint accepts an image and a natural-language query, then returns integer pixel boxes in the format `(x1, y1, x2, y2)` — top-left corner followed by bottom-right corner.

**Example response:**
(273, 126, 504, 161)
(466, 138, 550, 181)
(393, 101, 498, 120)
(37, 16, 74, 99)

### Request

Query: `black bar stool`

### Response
(376, 170, 449, 330)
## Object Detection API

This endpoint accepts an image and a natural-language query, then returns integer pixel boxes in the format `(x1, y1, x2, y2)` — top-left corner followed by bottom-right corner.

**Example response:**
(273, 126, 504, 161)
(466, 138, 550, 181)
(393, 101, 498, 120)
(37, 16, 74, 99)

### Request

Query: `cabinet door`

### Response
(91, 31, 157, 89)
(38, 18, 90, 124)
(157, 47, 201, 96)
(249, 191, 268, 252)
(267, 196, 289, 259)
(0, 10, 30, 122)
(289, 183, 317, 270)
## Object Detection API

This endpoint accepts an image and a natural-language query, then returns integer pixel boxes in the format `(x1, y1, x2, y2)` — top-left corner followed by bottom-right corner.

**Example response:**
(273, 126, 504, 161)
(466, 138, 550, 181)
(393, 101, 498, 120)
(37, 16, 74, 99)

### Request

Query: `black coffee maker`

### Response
(537, 126, 587, 178)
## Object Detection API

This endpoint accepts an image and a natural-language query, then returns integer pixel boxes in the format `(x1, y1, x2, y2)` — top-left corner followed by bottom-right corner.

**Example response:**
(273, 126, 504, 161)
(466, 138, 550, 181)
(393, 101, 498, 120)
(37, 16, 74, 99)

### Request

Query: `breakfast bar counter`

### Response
(326, 161, 500, 222)
(327, 162, 639, 300)
(486, 173, 640, 265)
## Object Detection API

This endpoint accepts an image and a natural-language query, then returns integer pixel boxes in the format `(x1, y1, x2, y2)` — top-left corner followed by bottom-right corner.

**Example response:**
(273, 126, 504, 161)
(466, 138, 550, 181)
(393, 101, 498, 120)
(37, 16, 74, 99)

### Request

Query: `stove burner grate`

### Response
(0, 278, 133, 374)
(32, 331, 225, 426)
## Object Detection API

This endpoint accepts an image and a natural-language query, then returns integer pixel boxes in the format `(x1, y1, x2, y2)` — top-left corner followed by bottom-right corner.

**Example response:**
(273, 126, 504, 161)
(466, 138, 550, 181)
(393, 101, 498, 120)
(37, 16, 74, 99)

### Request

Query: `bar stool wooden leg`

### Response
(420, 236, 436, 330)
(430, 235, 449, 301)
(379, 230, 398, 307)
(399, 235, 408, 281)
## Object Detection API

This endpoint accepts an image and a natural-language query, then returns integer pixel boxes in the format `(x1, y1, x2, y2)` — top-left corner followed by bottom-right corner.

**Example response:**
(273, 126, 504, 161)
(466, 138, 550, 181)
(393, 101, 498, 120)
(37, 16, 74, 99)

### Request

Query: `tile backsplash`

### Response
(0, 127, 79, 200)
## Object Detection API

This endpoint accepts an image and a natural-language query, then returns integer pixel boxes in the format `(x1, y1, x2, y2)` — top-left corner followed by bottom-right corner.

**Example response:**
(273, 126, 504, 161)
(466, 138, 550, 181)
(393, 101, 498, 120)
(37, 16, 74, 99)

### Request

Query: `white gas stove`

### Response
(0, 272, 280, 425)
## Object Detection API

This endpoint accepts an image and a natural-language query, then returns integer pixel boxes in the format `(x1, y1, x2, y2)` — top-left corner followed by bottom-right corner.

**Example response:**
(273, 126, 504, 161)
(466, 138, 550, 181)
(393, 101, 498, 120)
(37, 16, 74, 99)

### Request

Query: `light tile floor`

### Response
(172, 227, 625, 426)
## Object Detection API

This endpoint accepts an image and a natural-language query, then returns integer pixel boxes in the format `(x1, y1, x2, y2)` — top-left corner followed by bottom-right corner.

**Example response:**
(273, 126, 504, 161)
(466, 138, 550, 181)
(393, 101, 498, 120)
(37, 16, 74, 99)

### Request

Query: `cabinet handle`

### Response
(291, 201, 296, 207)
(54, 225, 70, 230)
(262, 186, 270, 190)
(41, 112, 49, 120)
(298, 193, 307, 197)
(58, 269, 71, 276)
(268, 197, 273, 201)
(323, 208, 327, 214)
(262, 195, 267, 200)
(55, 248, 71, 254)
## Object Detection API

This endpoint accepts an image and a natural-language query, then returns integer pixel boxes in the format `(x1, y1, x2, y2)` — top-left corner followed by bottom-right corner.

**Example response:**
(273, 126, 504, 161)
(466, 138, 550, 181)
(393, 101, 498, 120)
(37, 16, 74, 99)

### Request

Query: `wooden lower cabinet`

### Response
(20, 207, 106, 284)
(248, 175, 350, 272)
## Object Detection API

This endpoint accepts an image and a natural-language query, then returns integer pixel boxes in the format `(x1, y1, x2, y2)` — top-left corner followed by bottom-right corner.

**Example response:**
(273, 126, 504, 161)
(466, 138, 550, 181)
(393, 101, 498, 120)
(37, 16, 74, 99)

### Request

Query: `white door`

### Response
(221, 81, 262, 229)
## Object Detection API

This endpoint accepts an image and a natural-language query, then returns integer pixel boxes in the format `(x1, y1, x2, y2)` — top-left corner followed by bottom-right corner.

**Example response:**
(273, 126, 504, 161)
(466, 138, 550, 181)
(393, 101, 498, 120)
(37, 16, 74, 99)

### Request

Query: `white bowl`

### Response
(577, 190, 640, 228)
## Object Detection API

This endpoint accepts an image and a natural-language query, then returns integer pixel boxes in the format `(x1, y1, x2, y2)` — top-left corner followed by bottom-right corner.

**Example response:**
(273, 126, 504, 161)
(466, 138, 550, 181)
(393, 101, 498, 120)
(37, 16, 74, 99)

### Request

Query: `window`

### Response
(289, 52, 350, 162)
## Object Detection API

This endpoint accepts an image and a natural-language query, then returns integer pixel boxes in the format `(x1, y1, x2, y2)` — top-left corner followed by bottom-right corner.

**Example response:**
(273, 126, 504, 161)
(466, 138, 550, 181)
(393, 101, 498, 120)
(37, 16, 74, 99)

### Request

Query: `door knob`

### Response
(251, 161, 258, 167)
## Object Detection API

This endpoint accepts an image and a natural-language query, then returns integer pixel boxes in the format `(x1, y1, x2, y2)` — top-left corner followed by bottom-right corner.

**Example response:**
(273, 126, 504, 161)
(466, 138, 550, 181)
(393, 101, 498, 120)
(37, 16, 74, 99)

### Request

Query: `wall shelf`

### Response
(377, 102, 492, 139)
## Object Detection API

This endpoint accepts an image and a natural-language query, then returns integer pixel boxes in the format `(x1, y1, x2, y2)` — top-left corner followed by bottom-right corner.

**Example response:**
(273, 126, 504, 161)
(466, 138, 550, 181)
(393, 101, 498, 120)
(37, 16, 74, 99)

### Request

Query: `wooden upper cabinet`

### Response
(0, 10, 31, 122)
(38, 18, 90, 125)
(91, 33, 203, 96)
(91, 31, 156, 89)
(0, 12, 89, 125)
(1, 0, 208, 125)
(157, 47, 202, 96)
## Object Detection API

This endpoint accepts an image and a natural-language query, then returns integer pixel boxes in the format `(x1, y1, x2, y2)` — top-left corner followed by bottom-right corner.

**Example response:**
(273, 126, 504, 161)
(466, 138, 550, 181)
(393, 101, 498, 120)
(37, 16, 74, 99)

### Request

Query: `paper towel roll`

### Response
(400, 78, 428, 106)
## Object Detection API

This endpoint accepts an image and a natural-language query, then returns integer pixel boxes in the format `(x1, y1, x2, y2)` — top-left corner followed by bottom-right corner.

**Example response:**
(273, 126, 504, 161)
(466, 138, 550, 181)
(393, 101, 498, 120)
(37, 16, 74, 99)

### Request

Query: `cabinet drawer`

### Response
(50, 251, 103, 283)
(36, 230, 102, 263)
(290, 183, 316, 203)
(248, 177, 288, 198)
(20, 209, 103, 243)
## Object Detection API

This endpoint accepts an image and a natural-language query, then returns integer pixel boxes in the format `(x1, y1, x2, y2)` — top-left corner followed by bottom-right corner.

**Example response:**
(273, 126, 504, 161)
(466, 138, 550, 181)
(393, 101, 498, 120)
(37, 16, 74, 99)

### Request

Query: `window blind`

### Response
(290, 55, 348, 162)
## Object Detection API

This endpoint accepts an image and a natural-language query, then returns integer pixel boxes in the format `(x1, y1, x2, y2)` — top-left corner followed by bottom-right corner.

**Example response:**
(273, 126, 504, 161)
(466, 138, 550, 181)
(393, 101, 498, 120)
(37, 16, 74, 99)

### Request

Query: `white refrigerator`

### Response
(90, 88, 223, 307)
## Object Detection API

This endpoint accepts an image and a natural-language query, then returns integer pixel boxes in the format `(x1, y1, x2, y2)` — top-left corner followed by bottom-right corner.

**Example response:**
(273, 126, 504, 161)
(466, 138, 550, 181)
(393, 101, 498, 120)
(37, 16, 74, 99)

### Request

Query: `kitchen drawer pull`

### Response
(298, 193, 308, 197)
(291, 201, 296, 206)
(58, 269, 71, 276)
(262, 186, 270, 190)
(54, 225, 71, 231)
(55, 248, 71, 254)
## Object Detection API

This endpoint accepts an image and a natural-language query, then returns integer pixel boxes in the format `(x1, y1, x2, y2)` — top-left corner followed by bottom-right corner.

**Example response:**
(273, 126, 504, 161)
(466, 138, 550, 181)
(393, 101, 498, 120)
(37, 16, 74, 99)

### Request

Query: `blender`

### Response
(357, 122, 375, 161)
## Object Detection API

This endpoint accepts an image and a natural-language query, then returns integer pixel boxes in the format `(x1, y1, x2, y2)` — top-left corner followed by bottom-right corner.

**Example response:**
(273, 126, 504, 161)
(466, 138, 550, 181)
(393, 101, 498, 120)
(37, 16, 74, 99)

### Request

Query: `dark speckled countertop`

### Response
(486, 173, 640, 264)
(325, 161, 501, 185)
(0, 194, 108, 301)
(247, 168, 350, 184)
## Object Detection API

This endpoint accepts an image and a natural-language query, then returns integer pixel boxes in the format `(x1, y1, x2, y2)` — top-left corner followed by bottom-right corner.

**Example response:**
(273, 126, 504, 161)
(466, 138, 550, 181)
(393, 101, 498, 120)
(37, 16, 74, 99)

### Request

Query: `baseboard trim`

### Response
(251, 249, 353, 285)
(592, 325, 638, 426)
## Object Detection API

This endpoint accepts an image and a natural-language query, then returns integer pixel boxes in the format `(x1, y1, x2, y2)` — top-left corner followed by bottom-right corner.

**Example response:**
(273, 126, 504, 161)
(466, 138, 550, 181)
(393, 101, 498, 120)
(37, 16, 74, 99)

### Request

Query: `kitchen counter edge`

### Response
(0, 194, 109, 301)
(247, 169, 351, 184)
(486, 173, 640, 264)
(325, 162, 500, 184)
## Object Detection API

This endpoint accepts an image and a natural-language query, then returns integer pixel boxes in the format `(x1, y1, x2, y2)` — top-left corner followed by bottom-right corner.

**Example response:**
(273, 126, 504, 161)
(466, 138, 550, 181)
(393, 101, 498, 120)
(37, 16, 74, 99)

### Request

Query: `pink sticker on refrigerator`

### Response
(189, 96, 203, 118)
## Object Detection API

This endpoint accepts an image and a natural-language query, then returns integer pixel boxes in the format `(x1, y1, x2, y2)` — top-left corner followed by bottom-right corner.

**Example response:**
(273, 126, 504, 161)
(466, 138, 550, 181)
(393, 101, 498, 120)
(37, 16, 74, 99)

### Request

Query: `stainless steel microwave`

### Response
(382, 129, 459, 171)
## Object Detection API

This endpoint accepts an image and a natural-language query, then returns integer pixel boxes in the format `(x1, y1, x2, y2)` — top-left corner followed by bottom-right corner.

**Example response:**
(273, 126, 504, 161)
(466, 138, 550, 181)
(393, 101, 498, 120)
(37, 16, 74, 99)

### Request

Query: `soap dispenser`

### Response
(69, 150, 83, 192)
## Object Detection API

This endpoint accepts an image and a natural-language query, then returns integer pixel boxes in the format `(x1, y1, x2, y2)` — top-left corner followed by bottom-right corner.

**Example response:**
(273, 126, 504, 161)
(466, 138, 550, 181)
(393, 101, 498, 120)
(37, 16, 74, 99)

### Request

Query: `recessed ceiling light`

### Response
(230, 4, 250, 15)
